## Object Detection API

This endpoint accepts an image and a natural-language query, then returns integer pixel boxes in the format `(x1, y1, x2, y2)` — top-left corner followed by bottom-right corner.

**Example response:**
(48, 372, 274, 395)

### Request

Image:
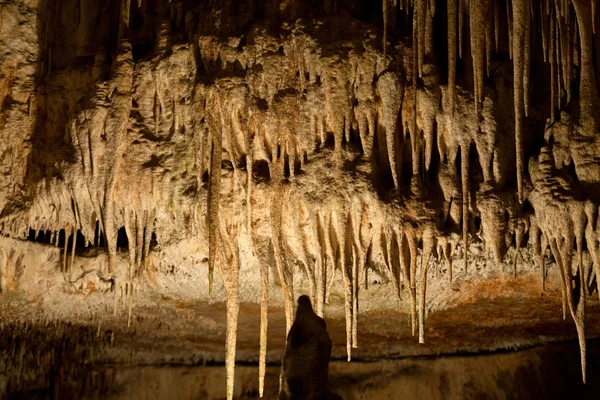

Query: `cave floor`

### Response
(2, 273, 599, 367)
(2, 271, 600, 398)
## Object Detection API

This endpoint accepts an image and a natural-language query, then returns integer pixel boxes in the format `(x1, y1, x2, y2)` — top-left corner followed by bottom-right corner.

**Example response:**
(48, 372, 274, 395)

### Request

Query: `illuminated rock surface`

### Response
(1, 0, 600, 398)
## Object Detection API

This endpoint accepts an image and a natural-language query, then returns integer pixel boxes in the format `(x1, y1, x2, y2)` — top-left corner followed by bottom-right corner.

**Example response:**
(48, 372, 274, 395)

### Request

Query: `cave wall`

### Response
(2, 0, 600, 397)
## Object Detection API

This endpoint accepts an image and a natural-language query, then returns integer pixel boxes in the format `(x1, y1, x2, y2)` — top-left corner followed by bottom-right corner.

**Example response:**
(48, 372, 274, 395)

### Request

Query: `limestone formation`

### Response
(1, 0, 600, 397)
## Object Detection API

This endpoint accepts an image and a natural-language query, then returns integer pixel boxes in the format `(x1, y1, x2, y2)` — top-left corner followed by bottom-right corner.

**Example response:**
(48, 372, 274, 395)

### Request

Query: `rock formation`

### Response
(1, 0, 600, 397)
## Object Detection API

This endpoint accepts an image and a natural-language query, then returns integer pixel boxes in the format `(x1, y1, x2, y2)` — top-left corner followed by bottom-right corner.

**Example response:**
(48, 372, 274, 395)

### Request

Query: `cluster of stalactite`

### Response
(2, 0, 600, 397)
(380, 0, 600, 385)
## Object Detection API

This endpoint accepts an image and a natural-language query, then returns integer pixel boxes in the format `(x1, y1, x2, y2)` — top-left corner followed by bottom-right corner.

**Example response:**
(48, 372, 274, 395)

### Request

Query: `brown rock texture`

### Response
(1, 0, 600, 397)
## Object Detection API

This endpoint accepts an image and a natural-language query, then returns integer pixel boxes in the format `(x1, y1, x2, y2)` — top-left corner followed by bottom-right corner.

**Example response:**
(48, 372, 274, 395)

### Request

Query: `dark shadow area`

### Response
(278, 295, 342, 400)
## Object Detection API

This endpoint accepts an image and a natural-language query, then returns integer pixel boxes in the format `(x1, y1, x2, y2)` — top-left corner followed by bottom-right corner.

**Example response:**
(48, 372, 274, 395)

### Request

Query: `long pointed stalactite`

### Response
(512, 0, 526, 204)
(207, 91, 223, 297)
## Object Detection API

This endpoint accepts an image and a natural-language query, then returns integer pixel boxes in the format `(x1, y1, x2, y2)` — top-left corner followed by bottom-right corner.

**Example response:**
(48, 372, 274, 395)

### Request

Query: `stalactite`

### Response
(494, 0, 500, 50)
(343, 211, 354, 360)
(124, 211, 135, 281)
(418, 226, 434, 344)
(379, 72, 403, 186)
(258, 238, 268, 398)
(417, 0, 427, 78)
(507, 0, 514, 60)
(512, 0, 526, 204)
(406, 229, 418, 336)
(207, 93, 223, 297)
(541, 0, 548, 62)
(383, 0, 388, 60)
(572, 0, 600, 132)
(593, 0, 597, 34)
(540, 232, 548, 293)
(316, 211, 327, 317)
(461, 142, 470, 274)
(425, 4, 434, 59)
(513, 221, 525, 278)
(486, 4, 492, 77)
(568, 8, 575, 104)
(270, 179, 295, 335)
(244, 125, 253, 241)
(459, 0, 465, 58)
(142, 211, 154, 274)
(524, 0, 531, 117)
(530, 219, 544, 292)
(299, 201, 317, 303)
(411, 10, 420, 177)
(69, 228, 76, 276)
(118, 0, 131, 47)
(348, 209, 360, 349)
(325, 212, 339, 304)
(585, 204, 600, 301)
(475, 0, 489, 107)
(135, 213, 144, 272)
(550, 230, 587, 384)
(104, 42, 133, 279)
(448, 0, 457, 115)
(550, 9, 556, 121)
(556, 19, 563, 111)
(386, 227, 402, 300)
(62, 226, 70, 273)
(217, 219, 241, 400)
